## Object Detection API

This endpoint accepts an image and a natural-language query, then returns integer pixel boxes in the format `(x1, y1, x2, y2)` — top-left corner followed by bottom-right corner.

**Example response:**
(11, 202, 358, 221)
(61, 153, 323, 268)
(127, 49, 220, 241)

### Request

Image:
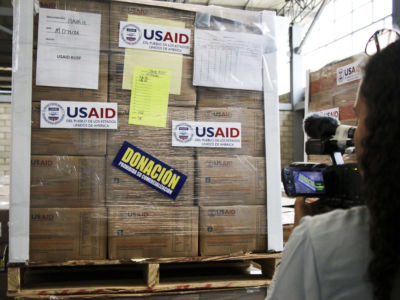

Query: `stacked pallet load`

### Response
(9, 0, 281, 298)
(193, 11, 268, 256)
(308, 53, 366, 164)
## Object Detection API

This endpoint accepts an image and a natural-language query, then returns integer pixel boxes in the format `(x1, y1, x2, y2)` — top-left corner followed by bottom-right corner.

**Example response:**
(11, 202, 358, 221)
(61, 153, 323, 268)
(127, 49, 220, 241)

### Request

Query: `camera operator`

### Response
(268, 32, 400, 300)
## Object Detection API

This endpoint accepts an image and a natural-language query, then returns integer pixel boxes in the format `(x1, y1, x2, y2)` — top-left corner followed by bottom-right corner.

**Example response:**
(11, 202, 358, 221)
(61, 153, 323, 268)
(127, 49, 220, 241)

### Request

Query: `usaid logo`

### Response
(337, 68, 344, 84)
(121, 23, 141, 45)
(174, 123, 194, 143)
(42, 102, 65, 125)
(337, 62, 361, 85)
(209, 209, 236, 217)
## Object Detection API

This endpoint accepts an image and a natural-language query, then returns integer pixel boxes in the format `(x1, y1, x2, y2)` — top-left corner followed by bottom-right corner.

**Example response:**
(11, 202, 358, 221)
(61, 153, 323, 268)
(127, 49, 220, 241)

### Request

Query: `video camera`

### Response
(282, 114, 363, 208)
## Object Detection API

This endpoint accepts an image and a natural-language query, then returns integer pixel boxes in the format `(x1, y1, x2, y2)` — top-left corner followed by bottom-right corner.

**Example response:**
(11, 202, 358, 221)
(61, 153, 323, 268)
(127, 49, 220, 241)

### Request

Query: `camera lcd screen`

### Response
(293, 171, 325, 194)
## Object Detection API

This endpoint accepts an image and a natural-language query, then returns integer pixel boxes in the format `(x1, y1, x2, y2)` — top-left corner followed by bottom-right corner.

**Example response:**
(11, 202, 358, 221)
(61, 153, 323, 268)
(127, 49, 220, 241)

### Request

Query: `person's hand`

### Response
(294, 197, 308, 227)
(294, 197, 334, 227)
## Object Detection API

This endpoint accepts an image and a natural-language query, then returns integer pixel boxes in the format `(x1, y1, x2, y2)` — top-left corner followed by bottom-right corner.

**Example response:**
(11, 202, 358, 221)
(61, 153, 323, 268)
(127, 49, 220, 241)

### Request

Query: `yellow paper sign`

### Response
(122, 15, 184, 95)
(129, 66, 171, 128)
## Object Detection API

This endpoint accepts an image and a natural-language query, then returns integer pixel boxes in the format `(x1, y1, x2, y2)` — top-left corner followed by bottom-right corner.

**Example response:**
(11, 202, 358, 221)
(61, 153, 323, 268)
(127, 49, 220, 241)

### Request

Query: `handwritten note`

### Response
(36, 8, 101, 89)
(129, 67, 171, 127)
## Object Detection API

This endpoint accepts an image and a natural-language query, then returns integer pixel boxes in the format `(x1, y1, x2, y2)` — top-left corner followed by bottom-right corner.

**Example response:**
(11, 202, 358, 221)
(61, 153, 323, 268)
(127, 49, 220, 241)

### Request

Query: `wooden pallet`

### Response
(7, 253, 281, 299)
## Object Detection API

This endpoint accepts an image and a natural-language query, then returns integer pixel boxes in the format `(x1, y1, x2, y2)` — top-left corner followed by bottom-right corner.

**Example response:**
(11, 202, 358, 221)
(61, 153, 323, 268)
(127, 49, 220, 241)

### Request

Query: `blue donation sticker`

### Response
(112, 141, 187, 200)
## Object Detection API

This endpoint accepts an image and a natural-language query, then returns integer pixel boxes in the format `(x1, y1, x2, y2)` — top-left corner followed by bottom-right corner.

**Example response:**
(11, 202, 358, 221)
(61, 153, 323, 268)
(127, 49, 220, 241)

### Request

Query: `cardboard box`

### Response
(108, 206, 198, 259)
(110, 1, 195, 55)
(107, 105, 195, 157)
(309, 53, 364, 117)
(199, 205, 266, 256)
(32, 53, 109, 103)
(30, 155, 105, 208)
(30, 208, 107, 262)
(197, 156, 265, 206)
(197, 87, 264, 109)
(34, 0, 110, 51)
(195, 108, 265, 157)
(200, 288, 267, 300)
(109, 53, 196, 107)
(106, 156, 195, 206)
(31, 102, 107, 156)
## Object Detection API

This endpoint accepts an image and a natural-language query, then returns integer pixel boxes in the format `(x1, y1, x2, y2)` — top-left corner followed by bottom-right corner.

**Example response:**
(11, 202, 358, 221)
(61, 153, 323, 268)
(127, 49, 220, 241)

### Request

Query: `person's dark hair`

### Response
(360, 39, 400, 300)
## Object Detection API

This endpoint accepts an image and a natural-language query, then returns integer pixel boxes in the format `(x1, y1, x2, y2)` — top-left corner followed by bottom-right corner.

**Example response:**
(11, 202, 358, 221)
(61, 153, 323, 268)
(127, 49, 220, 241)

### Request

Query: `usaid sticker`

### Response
(337, 61, 362, 85)
(112, 142, 187, 200)
(312, 107, 339, 120)
(119, 21, 191, 55)
(40, 101, 118, 129)
(172, 121, 241, 148)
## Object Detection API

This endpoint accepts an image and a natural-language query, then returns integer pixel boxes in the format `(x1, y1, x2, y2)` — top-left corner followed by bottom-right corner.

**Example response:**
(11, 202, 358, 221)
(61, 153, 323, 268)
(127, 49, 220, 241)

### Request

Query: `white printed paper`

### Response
(36, 8, 101, 89)
(172, 121, 241, 148)
(119, 21, 191, 55)
(193, 29, 264, 91)
(40, 101, 118, 129)
(337, 61, 362, 85)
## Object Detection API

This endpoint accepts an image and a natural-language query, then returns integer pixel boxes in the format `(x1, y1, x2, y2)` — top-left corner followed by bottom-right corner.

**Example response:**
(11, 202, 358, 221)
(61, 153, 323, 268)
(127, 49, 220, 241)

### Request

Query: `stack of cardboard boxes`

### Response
(106, 1, 198, 259)
(30, 0, 110, 262)
(29, 0, 268, 262)
(308, 54, 364, 164)
(195, 96, 267, 255)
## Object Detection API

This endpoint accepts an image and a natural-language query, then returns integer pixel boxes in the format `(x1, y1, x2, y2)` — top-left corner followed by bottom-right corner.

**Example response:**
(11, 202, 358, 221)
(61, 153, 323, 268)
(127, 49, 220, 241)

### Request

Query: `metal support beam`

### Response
(0, 93, 11, 102)
(0, 24, 12, 35)
(294, 0, 328, 54)
(290, 24, 306, 162)
(0, 7, 13, 17)
(393, 0, 400, 28)
(279, 103, 293, 111)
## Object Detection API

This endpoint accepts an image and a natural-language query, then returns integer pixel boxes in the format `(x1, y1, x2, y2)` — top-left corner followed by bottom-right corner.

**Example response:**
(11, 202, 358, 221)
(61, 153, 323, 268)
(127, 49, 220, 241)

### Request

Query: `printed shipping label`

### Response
(337, 61, 362, 85)
(172, 121, 241, 148)
(119, 21, 191, 55)
(40, 101, 118, 129)
(112, 142, 187, 200)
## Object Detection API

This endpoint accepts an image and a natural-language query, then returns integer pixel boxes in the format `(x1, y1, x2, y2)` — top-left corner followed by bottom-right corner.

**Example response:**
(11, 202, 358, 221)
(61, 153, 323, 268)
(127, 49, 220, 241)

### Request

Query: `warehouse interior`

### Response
(0, 0, 399, 299)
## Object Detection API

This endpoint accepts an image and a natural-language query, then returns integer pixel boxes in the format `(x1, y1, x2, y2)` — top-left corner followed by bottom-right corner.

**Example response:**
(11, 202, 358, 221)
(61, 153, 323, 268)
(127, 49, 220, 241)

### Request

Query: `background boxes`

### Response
(197, 156, 265, 206)
(199, 206, 267, 256)
(108, 206, 198, 259)
(31, 102, 107, 156)
(108, 53, 196, 107)
(309, 53, 364, 125)
(30, 208, 107, 262)
(195, 108, 265, 157)
(106, 156, 195, 206)
(107, 105, 195, 157)
(30, 155, 105, 208)
(308, 54, 361, 164)
(110, 1, 195, 55)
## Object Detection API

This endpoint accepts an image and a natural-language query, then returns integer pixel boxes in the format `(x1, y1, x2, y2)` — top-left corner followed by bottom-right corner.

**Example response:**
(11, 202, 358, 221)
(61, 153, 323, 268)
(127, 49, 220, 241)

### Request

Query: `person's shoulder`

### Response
(301, 205, 369, 232)
(297, 205, 370, 254)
